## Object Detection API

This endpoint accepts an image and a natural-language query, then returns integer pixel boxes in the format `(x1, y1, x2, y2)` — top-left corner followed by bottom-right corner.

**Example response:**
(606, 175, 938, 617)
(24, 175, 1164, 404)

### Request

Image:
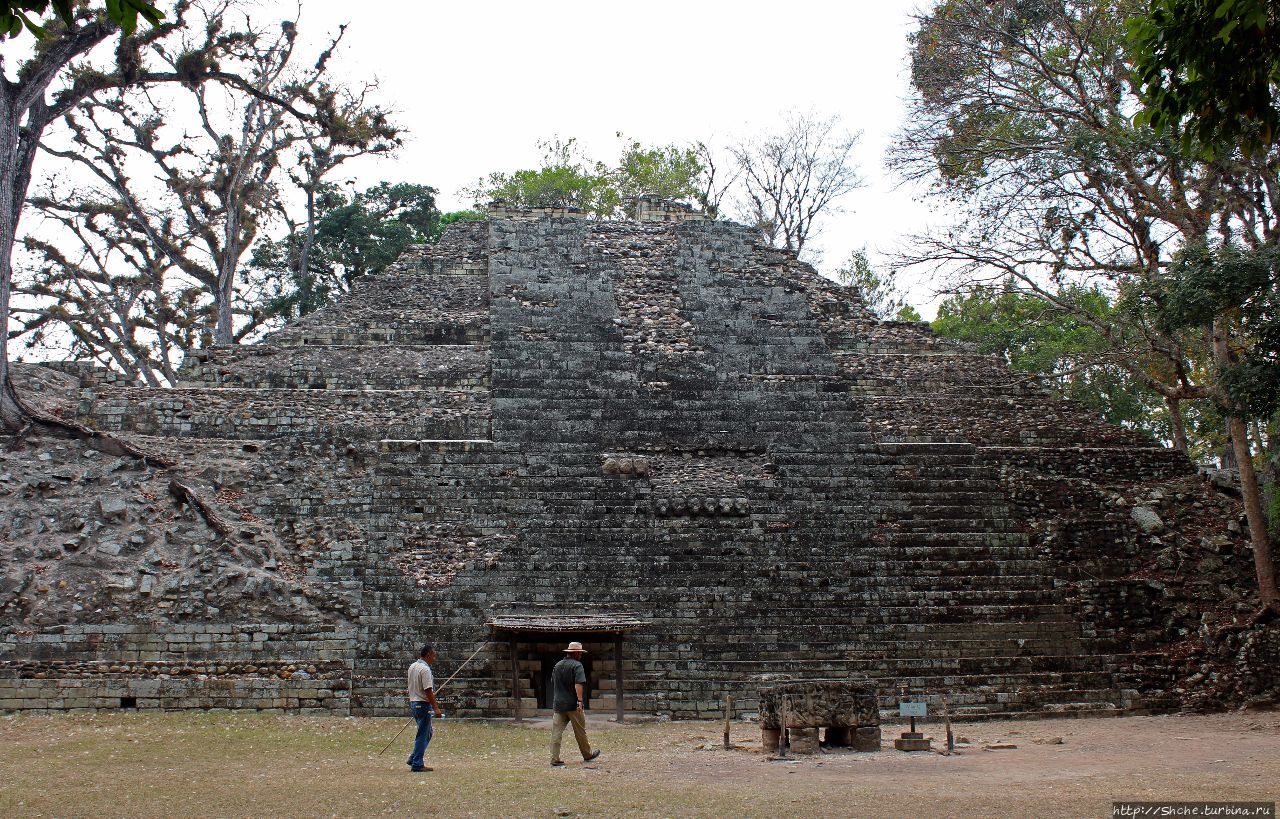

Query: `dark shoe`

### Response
(410, 765, 433, 772)
(584, 749, 601, 762)
(550, 761, 565, 768)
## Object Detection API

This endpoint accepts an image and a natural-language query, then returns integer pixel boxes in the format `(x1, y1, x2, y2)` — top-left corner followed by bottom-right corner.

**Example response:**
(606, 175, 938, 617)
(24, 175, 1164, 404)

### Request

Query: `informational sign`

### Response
(899, 701, 927, 718)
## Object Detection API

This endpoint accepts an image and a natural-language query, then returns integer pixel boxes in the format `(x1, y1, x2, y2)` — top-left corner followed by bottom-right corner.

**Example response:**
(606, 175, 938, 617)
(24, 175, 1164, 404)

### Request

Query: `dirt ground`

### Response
(0, 709, 1276, 818)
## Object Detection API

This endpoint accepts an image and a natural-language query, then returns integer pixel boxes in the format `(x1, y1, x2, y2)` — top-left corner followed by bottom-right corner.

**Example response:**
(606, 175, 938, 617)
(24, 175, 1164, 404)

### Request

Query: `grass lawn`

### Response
(1, 710, 1276, 817)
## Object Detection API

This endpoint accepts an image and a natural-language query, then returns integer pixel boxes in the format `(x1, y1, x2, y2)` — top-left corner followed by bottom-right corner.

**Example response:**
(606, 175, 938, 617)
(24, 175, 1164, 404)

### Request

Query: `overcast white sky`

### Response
(286, 0, 950, 315)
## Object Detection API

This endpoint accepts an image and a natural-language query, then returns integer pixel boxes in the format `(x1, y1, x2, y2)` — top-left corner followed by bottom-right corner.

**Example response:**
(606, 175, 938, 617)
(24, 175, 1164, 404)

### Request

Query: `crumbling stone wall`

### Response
(0, 624, 352, 711)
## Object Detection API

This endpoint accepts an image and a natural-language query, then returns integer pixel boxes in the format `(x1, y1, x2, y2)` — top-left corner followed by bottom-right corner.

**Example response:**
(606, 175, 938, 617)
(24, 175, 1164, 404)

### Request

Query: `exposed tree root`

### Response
(168, 478, 234, 539)
(1209, 604, 1278, 640)
(3, 378, 172, 467)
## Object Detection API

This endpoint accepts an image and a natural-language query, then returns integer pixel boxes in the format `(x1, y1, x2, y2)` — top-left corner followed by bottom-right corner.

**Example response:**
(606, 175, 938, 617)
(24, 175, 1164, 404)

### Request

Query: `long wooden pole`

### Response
(376, 641, 490, 756)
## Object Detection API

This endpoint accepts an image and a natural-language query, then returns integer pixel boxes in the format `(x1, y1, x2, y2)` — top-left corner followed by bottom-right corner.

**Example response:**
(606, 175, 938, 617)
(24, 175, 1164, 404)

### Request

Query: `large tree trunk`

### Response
(1215, 319, 1280, 612)
(1166, 395, 1189, 455)
(214, 205, 240, 345)
(0, 89, 29, 432)
(1228, 415, 1280, 612)
(0, 195, 23, 430)
(215, 259, 234, 344)
(297, 184, 316, 316)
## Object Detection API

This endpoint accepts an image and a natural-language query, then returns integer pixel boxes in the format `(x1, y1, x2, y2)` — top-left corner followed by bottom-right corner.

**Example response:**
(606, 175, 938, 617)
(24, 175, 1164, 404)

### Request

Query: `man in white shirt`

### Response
(407, 644, 442, 772)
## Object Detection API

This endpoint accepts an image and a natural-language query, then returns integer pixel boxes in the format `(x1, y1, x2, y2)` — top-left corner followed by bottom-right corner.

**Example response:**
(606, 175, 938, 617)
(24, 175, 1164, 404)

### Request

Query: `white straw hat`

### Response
(563, 641, 587, 653)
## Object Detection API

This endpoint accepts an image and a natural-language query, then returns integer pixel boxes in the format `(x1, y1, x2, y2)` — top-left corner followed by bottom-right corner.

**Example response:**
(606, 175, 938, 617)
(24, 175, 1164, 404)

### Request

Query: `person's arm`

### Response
(575, 682, 585, 712)
(426, 685, 442, 717)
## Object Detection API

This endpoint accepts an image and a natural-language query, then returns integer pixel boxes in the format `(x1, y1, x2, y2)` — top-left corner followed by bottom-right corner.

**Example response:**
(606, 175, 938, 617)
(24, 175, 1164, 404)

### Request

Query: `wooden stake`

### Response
(722, 694, 734, 749)
(943, 692, 954, 755)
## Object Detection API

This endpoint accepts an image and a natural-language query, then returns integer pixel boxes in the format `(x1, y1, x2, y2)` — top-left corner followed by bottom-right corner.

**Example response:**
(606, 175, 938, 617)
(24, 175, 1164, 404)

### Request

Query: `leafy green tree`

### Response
(469, 136, 706, 219)
(1128, 0, 1280, 156)
(252, 182, 440, 318)
(892, 0, 1279, 610)
(1157, 242, 1280, 538)
(431, 210, 485, 242)
(469, 138, 619, 218)
(1159, 242, 1280, 419)
(933, 284, 1169, 437)
(836, 248, 920, 321)
(614, 136, 702, 206)
(1, 0, 161, 39)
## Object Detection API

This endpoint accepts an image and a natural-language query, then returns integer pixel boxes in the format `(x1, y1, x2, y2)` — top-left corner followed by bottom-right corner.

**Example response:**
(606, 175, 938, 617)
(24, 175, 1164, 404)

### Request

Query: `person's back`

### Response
(551, 656, 585, 712)
(547, 643, 599, 767)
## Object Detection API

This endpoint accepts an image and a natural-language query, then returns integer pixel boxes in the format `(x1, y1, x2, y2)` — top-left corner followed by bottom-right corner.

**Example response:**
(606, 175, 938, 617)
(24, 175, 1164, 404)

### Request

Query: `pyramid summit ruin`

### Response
(2, 201, 1275, 717)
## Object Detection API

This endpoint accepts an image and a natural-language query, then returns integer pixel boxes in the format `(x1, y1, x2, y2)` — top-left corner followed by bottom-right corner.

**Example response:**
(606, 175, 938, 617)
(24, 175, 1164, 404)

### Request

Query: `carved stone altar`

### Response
(759, 680, 881, 753)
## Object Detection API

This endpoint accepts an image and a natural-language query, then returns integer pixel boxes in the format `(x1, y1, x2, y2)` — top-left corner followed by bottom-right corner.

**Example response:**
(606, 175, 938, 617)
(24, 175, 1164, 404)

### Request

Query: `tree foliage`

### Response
(9, 3, 399, 391)
(933, 283, 1170, 436)
(468, 121, 858, 260)
(892, 0, 1278, 440)
(468, 138, 623, 218)
(836, 248, 919, 321)
(252, 181, 439, 319)
(894, 0, 1280, 609)
(1128, 0, 1280, 156)
(614, 137, 702, 205)
(469, 136, 709, 220)
(1157, 242, 1280, 419)
(0, 0, 161, 40)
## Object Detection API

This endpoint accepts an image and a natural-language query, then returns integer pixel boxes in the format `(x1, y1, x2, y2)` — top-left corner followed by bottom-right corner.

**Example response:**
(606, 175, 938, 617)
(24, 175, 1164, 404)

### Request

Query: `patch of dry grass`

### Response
(0, 711, 1276, 817)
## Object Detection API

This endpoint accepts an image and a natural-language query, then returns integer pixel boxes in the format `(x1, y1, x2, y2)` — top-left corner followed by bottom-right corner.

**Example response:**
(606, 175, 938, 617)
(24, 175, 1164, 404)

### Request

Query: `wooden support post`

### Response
(614, 632, 624, 724)
(509, 637, 522, 723)
(723, 694, 734, 749)
(778, 696, 789, 757)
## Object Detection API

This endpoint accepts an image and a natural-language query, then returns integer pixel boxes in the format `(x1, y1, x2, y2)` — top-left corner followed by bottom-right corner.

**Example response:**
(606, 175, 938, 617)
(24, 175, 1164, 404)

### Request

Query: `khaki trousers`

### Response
(550, 709, 592, 762)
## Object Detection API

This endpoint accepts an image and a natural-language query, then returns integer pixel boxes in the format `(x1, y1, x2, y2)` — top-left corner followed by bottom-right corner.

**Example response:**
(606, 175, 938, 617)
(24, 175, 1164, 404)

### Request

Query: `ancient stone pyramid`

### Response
(5, 202, 1215, 717)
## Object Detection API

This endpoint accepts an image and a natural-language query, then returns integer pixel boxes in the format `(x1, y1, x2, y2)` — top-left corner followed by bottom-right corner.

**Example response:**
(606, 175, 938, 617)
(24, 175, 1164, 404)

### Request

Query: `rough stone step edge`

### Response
(92, 386, 492, 397)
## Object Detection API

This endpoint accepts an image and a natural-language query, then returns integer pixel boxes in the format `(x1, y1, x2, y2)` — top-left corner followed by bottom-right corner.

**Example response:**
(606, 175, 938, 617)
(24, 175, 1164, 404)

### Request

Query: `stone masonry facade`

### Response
(2, 201, 1271, 718)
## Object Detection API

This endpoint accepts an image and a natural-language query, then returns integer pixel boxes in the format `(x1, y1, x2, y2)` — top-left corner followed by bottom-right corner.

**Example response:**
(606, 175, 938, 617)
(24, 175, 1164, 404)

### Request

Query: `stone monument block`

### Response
(759, 680, 881, 754)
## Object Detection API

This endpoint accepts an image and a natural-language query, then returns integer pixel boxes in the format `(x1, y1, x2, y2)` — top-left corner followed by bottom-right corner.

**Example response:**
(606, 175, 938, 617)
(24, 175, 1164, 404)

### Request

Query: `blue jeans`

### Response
(408, 702, 433, 768)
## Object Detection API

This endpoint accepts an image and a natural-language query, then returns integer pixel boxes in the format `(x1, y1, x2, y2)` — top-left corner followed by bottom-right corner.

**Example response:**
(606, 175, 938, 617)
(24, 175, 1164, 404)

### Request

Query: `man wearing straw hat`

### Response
(549, 641, 602, 767)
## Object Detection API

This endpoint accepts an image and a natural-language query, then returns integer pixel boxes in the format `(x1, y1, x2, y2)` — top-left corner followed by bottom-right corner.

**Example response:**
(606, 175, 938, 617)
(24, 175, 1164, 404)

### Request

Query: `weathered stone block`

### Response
(758, 681, 879, 731)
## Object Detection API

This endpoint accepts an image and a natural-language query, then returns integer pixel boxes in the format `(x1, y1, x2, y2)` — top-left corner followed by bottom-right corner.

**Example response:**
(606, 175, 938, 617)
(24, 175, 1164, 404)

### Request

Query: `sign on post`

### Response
(898, 701, 927, 718)
(894, 699, 932, 751)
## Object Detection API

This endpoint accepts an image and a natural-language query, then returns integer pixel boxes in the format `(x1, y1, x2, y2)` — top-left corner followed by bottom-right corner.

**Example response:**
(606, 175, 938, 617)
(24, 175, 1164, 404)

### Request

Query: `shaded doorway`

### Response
(486, 611, 647, 722)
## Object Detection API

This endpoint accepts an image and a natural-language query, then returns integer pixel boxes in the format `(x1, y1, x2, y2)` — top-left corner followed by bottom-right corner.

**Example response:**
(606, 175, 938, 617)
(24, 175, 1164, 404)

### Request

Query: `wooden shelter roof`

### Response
(486, 613, 647, 633)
